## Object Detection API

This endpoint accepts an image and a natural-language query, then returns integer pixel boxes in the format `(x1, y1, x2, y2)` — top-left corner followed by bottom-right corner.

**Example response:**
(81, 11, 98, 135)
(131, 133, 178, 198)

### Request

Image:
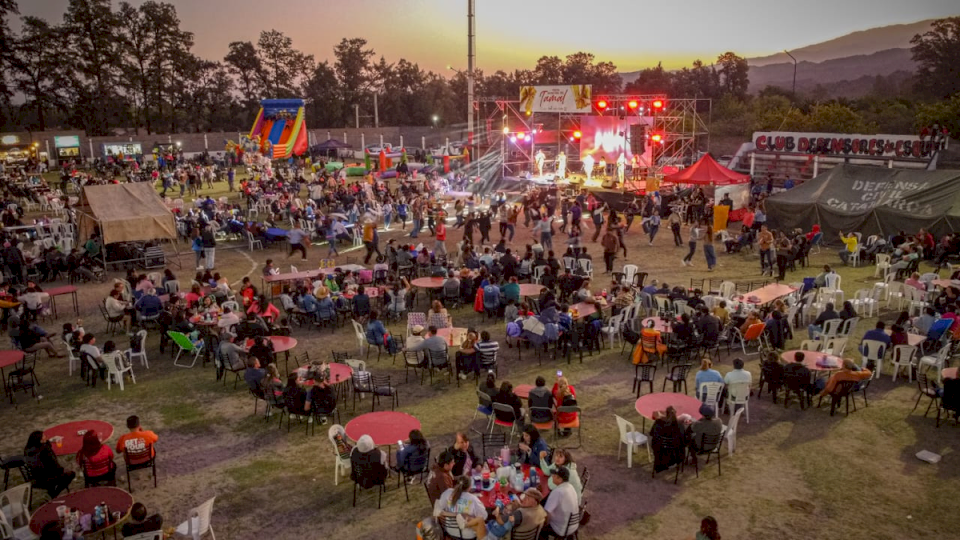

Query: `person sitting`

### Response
(217, 332, 246, 373)
(694, 358, 724, 399)
(105, 289, 132, 334)
(120, 503, 163, 537)
(838, 231, 858, 265)
(724, 357, 752, 387)
(739, 311, 762, 336)
(427, 300, 451, 329)
(687, 404, 724, 459)
(905, 272, 927, 292)
(115, 415, 158, 465)
(502, 276, 521, 305)
(248, 294, 280, 323)
(914, 307, 938, 335)
(541, 467, 580, 539)
(395, 429, 430, 479)
(528, 376, 555, 423)
(815, 358, 872, 397)
(425, 450, 456, 505)
(447, 432, 478, 477)
(76, 430, 116, 487)
(442, 271, 461, 300)
(813, 265, 834, 288)
(493, 381, 524, 426)
(712, 301, 730, 326)
(350, 434, 388, 488)
(23, 431, 75, 498)
(11, 315, 62, 358)
(235, 312, 269, 340)
(353, 285, 372, 319)
(539, 448, 583, 504)
(807, 302, 840, 339)
(433, 476, 488, 540)
(782, 351, 814, 401)
(635, 318, 668, 365)
(650, 406, 686, 472)
(516, 424, 549, 467)
(247, 336, 275, 367)
(405, 324, 448, 358)
(244, 357, 266, 393)
(859, 321, 892, 353)
(552, 376, 578, 435)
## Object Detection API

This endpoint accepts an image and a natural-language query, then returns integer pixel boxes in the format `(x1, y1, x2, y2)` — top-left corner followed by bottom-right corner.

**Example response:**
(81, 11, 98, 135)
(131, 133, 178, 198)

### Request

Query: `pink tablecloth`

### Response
(411, 277, 445, 289)
(781, 350, 843, 372)
(345, 412, 421, 446)
(297, 363, 353, 387)
(43, 420, 114, 456)
(943, 367, 957, 380)
(518, 284, 545, 297)
(635, 393, 703, 421)
(0, 350, 24, 370)
(514, 384, 533, 400)
(245, 336, 298, 354)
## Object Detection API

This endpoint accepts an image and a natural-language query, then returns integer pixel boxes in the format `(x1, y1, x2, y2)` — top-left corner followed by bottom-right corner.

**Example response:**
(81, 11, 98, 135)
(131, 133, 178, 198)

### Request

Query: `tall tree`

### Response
(224, 40, 264, 114)
(10, 16, 69, 130)
(334, 38, 374, 125)
(716, 51, 749, 99)
(62, 0, 121, 135)
(911, 17, 960, 98)
(532, 56, 563, 84)
(0, 0, 18, 127)
(257, 29, 313, 97)
(623, 63, 672, 94)
(302, 61, 342, 128)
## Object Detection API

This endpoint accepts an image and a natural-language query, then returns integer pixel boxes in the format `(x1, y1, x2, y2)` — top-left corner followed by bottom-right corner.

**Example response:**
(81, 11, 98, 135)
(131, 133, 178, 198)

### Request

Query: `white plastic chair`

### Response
(860, 339, 886, 379)
(823, 337, 847, 356)
(800, 340, 822, 352)
(246, 231, 263, 251)
(327, 425, 352, 485)
(615, 414, 650, 468)
(0, 483, 31, 535)
(174, 496, 216, 540)
(351, 320, 368, 357)
(725, 381, 751, 424)
(127, 330, 149, 369)
(699, 382, 725, 412)
(873, 272, 894, 302)
(725, 408, 745, 455)
(102, 351, 136, 391)
(919, 344, 951, 382)
(601, 312, 624, 349)
(532, 265, 546, 284)
(890, 345, 917, 382)
(67, 347, 80, 376)
(817, 318, 843, 340)
(221, 301, 239, 313)
(824, 273, 841, 290)
(854, 289, 878, 317)
(906, 286, 927, 317)
(622, 264, 638, 285)
(838, 317, 859, 337)
(718, 281, 736, 299)
(886, 282, 906, 310)
(577, 258, 593, 278)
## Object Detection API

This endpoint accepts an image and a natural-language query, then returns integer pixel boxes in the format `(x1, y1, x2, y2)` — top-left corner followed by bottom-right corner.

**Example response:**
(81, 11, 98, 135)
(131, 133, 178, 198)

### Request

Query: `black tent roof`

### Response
(765, 164, 960, 244)
(311, 139, 352, 151)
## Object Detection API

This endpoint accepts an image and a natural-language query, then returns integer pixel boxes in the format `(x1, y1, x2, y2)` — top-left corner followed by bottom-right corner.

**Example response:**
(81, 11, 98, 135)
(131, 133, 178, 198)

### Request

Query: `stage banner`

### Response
(519, 85, 592, 114)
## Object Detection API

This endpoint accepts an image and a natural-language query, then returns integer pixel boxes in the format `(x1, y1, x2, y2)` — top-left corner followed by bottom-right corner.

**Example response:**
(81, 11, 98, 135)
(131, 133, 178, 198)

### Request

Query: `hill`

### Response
(746, 19, 936, 66)
(747, 48, 915, 93)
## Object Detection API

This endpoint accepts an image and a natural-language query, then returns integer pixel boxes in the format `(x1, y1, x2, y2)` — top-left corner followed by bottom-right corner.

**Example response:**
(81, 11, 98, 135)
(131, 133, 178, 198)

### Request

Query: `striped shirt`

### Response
(475, 340, 500, 357)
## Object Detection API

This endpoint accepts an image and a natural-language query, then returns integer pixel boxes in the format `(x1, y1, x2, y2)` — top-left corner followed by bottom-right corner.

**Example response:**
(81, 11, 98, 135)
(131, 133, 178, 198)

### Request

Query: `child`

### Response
(273, 317, 292, 337)
(188, 330, 204, 350)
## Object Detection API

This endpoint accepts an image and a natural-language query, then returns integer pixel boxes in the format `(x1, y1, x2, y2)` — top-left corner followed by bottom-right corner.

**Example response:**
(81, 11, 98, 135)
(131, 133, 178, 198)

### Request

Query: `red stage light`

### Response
(517, 132, 525, 139)
(628, 100, 638, 109)
(652, 100, 664, 109)
(651, 133, 663, 144)
(573, 130, 582, 139)
(596, 100, 608, 110)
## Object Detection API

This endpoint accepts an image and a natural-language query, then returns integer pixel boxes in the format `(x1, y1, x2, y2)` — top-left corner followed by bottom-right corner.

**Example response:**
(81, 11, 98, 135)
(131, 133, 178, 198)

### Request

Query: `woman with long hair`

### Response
(24, 431, 75, 497)
(650, 406, 685, 472)
(552, 376, 578, 432)
(703, 224, 716, 271)
(517, 424, 549, 467)
(695, 516, 721, 540)
(396, 429, 430, 474)
(539, 448, 583, 502)
(432, 475, 487, 538)
(76, 430, 116, 486)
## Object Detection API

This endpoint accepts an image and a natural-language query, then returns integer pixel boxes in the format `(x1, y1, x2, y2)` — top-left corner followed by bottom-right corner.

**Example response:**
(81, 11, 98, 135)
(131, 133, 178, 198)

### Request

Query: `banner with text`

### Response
(752, 131, 946, 159)
(519, 85, 592, 114)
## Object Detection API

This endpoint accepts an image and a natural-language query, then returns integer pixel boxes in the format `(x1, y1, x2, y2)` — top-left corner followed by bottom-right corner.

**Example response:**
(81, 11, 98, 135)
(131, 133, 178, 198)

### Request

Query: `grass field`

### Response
(0, 173, 957, 540)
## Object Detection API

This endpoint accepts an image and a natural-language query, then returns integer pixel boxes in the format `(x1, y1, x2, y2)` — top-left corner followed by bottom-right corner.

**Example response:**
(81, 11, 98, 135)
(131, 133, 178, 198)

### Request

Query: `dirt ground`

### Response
(1, 174, 957, 540)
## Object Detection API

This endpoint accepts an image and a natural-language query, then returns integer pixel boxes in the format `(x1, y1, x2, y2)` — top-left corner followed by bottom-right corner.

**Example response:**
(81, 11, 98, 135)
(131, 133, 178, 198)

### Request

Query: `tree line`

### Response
(0, 1, 957, 139)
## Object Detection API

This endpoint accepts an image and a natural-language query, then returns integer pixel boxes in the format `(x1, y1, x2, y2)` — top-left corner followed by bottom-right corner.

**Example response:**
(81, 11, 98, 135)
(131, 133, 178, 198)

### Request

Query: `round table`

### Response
(781, 350, 844, 372)
(245, 336, 298, 354)
(641, 317, 673, 333)
(411, 277, 445, 289)
(43, 420, 114, 457)
(943, 367, 957, 380)
(29, 487, 134, 535)
(518, 284, 545, 297)
(436, 327, 468, 343)
(635, 393, 703, 421)
(514, 384, 533, 400)
(345, 411, 421, 446)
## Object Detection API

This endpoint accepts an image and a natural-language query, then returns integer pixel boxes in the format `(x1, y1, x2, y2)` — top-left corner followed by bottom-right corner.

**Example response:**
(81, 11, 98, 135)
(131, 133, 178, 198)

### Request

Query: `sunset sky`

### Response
(22, 0, 960, 73)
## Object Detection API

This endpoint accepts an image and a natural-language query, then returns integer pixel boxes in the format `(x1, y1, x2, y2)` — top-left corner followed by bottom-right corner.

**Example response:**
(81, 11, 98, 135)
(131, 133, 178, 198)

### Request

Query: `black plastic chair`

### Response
(371, 374, 399, 411)
(0, 454, 25, 490)
(216, 350, 244, 389)
(818, 380, 858, 416)
(394, 447, 431, 501)
(651, 435, 685, 484)
(425, 349, 453, 385)
(403, 351, 425, 384)
(633, 364, 657, 397)
(782, 372, 812, 410)
(689, 431, 724, 478)
(122, 443, 157, 493)
(662, 364, 692, 394)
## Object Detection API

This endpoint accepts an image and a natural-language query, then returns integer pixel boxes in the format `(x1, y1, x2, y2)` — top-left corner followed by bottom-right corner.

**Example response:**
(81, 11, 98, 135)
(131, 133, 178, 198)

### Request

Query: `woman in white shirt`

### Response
(433, 476, 487, 539)
(104, 289, 132, 333)
(428, 300, 452, 328)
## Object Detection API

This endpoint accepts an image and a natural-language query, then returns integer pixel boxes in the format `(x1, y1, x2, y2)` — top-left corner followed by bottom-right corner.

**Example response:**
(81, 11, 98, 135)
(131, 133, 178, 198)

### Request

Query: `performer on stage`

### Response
(632, 154, 641, 180)
(598, 157, 607, 179)
(583, 154, 595, 183)
(556, 151, 567, 180)
(535, 149, 546, 177)
(616, 153, 626, 186)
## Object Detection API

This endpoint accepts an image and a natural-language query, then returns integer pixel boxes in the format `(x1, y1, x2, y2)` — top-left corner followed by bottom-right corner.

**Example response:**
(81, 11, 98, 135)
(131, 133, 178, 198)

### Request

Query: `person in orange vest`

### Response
(434, 214, 447, 259)
(362, 219, 382, 264)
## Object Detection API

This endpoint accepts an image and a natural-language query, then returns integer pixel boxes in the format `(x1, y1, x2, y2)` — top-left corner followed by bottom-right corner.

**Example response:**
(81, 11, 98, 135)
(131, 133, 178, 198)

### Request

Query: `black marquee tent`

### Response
(765, 164, 960, 245)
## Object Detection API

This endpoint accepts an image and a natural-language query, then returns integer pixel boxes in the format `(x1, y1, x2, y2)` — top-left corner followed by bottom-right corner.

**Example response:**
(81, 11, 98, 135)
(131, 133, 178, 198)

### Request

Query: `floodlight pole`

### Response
(784, 50, 797, 99)
(467, 0, 476, 175)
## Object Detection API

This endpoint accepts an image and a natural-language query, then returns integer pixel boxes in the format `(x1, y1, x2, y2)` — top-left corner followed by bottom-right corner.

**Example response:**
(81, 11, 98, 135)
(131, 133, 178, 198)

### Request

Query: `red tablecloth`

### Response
(514, 384, 533, 400)
(45, 285, 78, 297)
(244, 336, 298, 354)
(0, 350, 24, 370)
(298, 363, 353, 386)
(943, 367, 957, 380)
(781, 350, 843, 372)
(43, 421, 114, 457)
(345, 412, 421, 446)
(411, 277, 445, 289)
(30, 487, 133, 534)
(518, 284, 544, 297)
(635, 393, 703, 420)
(475, 465, 550, 509)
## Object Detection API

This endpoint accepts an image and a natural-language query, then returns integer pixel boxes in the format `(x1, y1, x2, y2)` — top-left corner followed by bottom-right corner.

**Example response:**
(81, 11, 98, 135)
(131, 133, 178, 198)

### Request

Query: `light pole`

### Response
(467, 0, 475, 149)
(784, 50, 797, 98)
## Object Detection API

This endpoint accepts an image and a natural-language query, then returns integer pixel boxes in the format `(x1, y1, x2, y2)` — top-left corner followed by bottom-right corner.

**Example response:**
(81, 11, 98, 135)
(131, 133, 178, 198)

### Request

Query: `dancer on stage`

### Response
(582, 154, 594, 183)
(535, 149, 546, 177)
(598, 157, 607, 179)
(616, 153, 626, 186)
(556, 151, 566, 180)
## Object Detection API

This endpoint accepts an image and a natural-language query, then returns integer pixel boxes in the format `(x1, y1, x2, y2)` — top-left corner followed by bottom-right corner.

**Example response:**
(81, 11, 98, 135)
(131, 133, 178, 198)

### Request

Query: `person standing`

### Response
(534, 217, 553, 252)
(435, 219, 447, 259)
(601, 226, 619, 274)
(757, 225, 775, 276)
(201, 225, 217, 270)
(683, 222, 701, 267)
(703, 225, 717, 271)
(363, 219, 381, 264)
(643, 210, 661, 246)
(287, 225, 309, 261)
(668, 210, 683, 247)
(226, 167, 235, 191)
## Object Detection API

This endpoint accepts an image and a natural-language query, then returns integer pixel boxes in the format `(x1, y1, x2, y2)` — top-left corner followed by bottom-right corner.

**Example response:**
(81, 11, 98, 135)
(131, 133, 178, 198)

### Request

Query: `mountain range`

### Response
(620, 18, 942, 97)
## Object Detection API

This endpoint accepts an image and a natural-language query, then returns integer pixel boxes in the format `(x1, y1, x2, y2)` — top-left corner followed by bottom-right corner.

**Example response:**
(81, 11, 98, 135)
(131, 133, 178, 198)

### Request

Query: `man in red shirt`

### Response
(116, 415, 159, 465)
(435, 219, 447, 258)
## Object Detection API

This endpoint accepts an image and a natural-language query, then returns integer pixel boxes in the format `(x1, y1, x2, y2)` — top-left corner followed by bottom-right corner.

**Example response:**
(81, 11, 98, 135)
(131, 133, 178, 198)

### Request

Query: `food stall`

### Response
(54, 135, 82, 163)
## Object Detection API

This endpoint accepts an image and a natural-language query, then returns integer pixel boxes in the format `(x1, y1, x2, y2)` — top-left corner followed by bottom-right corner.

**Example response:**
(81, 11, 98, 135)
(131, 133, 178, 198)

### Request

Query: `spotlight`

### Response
(652, 99, 664, 110)
(573, 130, 582, 140)
(596, 100, 608, 111)
(502, 127, 509, 134)
(628, 100, 638, 110)
(510, 136, 517, 143)
(517, 132, 525, 139)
